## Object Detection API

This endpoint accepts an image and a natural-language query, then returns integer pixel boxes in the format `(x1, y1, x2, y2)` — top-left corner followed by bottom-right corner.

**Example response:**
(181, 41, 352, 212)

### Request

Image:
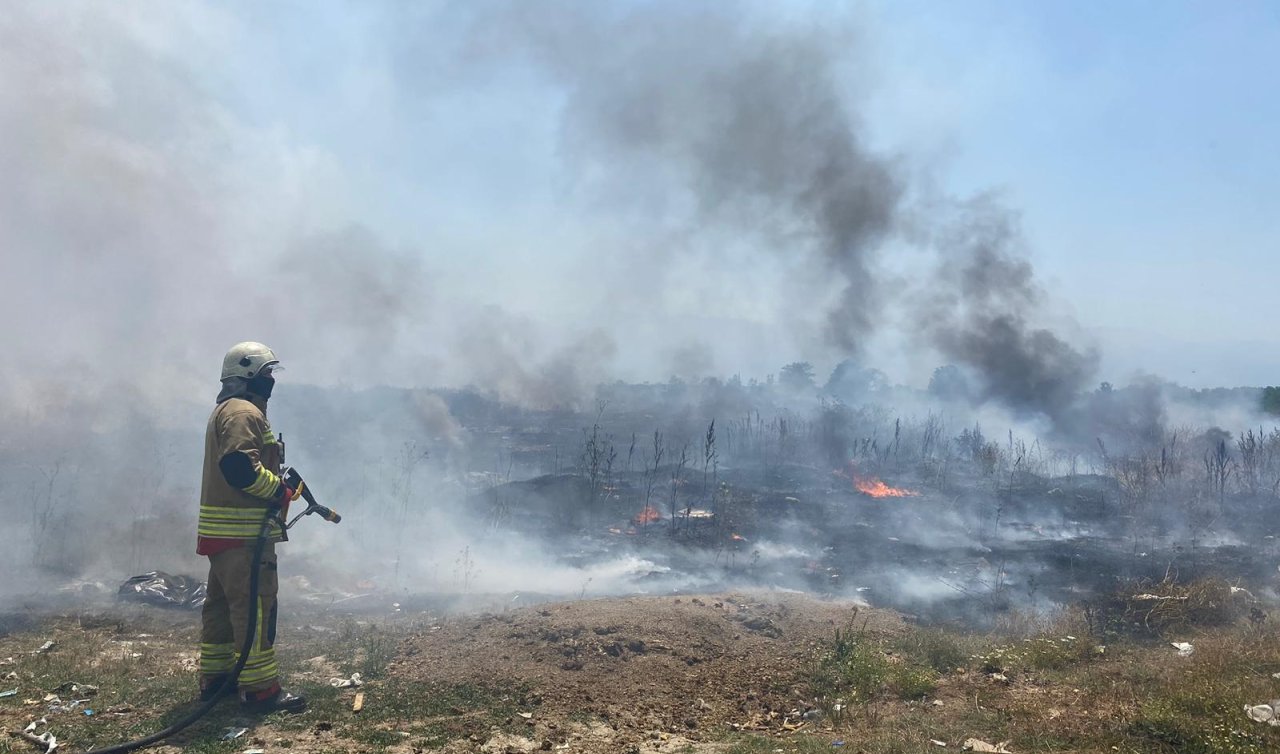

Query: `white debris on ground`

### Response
(328, 672, 363, 688)
(1170, 642, 1194, 657)
(962, 739, 1013, 753)
(1245, 701, 1280, 726)
(12, 717, 58, 753)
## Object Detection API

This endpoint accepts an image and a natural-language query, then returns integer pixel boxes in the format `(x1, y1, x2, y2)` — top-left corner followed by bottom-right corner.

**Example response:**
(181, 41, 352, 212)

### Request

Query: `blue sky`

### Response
(866, 1, 1280, 385)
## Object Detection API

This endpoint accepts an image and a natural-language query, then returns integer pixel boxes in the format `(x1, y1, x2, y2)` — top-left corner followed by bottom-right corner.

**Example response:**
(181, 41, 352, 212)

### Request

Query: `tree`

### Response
(1262, 386, 1280, 416)
(927, 365, 969, 401)
(824, 359, 887, 398)
(779, 362, 816, 392)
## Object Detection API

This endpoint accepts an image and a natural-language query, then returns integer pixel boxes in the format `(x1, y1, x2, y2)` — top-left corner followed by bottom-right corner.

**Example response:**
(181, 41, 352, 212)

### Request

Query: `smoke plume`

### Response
(466, 2, 903, 353)
(918, 195, 1101, 425)
(465, 2, 1097, 422)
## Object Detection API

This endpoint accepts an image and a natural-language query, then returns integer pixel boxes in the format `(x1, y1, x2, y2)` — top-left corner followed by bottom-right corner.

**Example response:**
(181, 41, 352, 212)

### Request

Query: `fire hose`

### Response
(80, 468, 339, 754)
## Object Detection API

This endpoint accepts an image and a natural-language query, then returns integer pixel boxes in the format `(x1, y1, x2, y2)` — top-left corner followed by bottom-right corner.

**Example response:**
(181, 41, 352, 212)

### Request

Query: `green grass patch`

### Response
(809, 621, 946, 708)
(892, 627, 969, 673)
(976, 634, 1099, 673)
(1132, 682, 1274, 754)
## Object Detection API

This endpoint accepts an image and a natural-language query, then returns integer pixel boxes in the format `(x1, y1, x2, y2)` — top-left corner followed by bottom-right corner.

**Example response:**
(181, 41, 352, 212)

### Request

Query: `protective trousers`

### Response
(199, 544, 279, 693)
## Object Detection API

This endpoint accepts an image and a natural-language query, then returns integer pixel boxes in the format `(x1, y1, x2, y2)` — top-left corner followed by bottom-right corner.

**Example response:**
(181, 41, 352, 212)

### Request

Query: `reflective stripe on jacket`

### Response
(198, 397, 284, 545)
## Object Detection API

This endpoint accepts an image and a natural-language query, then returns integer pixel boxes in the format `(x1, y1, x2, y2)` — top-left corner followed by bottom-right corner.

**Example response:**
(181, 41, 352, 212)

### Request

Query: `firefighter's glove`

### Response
(274, 482, 300, 509)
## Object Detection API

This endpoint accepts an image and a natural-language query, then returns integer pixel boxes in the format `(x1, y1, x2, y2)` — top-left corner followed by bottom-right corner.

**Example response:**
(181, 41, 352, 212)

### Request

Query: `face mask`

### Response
(247, 372, 275, 400)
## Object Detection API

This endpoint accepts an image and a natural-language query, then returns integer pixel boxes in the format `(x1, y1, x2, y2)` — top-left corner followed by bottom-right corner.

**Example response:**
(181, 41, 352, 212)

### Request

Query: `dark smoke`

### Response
(471, 2, 903, 352)
(464, 2, 1096, 422)
(919, 196, 1100, 425)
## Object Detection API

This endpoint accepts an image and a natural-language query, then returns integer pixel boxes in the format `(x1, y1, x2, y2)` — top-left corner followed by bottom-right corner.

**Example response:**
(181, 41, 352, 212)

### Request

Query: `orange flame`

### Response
(632, 506, 662, 525)
(730, 533, 746, 542)
(853, 475, 919, 498)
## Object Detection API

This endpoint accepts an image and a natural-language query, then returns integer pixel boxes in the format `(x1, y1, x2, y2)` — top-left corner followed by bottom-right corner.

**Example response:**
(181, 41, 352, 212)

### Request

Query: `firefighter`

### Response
(196, 342, 306, 713)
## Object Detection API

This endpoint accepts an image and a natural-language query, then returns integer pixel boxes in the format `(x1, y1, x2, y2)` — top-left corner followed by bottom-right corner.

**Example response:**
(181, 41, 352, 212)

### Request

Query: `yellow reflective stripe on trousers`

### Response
(197, 505, 281, 539)
(238, 595, 278, 688)
(199, 642, 236, 674)
(244, 466, 280, 498)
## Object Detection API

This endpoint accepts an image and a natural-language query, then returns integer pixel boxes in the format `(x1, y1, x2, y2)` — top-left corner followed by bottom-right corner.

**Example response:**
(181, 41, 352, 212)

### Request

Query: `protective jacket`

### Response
(197, 396, 286, 553)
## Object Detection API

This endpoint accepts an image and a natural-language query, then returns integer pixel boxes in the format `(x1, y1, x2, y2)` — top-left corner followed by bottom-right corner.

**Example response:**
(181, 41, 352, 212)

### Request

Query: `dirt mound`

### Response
(393, 591, 900, 749)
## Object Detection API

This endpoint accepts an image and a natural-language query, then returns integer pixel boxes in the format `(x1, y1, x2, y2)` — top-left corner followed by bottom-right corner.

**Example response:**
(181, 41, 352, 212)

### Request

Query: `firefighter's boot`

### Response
(240, 684, 307, 714)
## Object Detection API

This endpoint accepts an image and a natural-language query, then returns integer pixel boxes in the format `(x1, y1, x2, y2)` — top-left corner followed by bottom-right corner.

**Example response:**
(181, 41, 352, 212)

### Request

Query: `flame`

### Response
(853, 475, 919, 498)
(632, 506, 662, 525)
(730, 533, 746, 542)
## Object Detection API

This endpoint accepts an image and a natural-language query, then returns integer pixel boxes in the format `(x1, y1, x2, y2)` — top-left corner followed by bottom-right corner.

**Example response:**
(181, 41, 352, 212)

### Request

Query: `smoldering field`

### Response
(5, 375, 1280, 628)
(1, 1, 1277, 627)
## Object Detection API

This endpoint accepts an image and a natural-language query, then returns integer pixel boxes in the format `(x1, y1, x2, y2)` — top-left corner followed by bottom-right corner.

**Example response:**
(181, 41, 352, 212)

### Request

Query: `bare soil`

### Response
(393, 591, 879, 748)
(6, 588, 1280, 754)
(0, 592, 884, 754)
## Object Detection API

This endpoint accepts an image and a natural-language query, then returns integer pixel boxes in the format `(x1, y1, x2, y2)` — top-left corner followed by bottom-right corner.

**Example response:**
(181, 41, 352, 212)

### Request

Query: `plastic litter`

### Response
(328, 672, 363, 688)
(33, 641, 56, 655)
(222, 727, 248, 741)
(12, 717, 57, 753)
(1245, 701, 1280, 726)
(48, 698, 89, 715)
(963, 739, 1012, 753)
(117, 571, 207, 609)
(7, 729, 58, 753)
(931, 740, 948, 747)
(1, 688, 17, 698)
(52, 682, 97, 697)
(1171, 642, 1194, 657)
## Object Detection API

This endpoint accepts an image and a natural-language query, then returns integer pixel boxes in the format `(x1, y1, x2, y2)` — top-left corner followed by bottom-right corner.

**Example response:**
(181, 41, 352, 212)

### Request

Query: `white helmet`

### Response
(221, 342, 280, 380)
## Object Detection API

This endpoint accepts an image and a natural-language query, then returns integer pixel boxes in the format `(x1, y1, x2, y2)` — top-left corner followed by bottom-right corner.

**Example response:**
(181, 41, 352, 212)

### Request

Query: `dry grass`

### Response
(797, 585, 1280, 753)
(1100, 575, 1252, 636)
(3, 583, 1280, 754)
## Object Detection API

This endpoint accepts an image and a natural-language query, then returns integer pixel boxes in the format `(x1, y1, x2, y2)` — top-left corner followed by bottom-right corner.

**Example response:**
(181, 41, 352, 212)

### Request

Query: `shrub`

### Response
(893, 628, 968, 673)
(1104, 577, 1250, 636)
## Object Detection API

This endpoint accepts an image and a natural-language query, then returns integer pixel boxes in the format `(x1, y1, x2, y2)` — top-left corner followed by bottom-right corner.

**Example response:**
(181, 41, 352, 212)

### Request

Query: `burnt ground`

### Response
(475, 463, 1280, 625)
(7, 450, 1280, 752)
